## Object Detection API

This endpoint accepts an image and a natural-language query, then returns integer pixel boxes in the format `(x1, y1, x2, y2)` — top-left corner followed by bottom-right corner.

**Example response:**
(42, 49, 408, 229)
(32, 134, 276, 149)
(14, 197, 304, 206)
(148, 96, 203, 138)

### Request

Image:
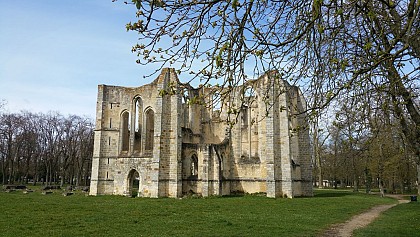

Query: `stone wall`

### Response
(90, 68, 313, 198)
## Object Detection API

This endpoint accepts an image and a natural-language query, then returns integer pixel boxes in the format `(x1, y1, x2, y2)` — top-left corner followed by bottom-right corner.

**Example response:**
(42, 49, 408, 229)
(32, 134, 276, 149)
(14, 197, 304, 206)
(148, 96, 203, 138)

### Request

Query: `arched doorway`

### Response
(127, 169, 140, 197)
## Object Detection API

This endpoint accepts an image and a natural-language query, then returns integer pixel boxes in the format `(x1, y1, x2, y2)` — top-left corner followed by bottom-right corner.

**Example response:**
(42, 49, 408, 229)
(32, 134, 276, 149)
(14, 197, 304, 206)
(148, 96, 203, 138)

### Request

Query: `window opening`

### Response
(145, 109, 155, 151)
(241, 106, 248, 127)
(121, 111, 130, 152)
(134, 97, 143, 152)
(134, 98, 142, 132)
(182, 89, 189, 104)
(191, 155, 198, 177)
(212, 92, 221, 111)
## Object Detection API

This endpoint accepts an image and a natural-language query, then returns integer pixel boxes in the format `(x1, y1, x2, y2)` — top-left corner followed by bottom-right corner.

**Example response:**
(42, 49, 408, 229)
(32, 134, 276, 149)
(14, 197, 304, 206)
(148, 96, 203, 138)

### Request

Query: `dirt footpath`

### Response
(320, 195, 410, 237)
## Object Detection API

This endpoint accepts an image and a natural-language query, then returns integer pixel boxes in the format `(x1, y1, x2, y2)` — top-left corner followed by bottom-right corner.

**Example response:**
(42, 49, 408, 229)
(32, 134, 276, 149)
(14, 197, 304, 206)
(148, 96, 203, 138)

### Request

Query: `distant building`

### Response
(89, 68, 312, 198)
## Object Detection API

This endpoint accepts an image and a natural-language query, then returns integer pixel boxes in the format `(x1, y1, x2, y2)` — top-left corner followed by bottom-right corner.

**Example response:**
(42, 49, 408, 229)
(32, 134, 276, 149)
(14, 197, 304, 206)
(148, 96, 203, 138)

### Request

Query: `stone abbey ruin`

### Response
(90, 68, 312, 198)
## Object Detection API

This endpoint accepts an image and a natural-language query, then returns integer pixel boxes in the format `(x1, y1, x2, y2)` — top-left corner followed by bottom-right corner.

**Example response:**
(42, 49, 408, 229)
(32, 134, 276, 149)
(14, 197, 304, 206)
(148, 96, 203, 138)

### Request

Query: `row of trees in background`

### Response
(313, 88, 418, 194)
(0, 109, 94, 187)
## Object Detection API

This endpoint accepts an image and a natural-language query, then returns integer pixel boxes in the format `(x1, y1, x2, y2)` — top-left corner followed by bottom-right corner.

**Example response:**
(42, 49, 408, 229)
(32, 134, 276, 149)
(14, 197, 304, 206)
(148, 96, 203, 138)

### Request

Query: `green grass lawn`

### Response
(353, 201, 420, 237)
(0, 188, 396, 237)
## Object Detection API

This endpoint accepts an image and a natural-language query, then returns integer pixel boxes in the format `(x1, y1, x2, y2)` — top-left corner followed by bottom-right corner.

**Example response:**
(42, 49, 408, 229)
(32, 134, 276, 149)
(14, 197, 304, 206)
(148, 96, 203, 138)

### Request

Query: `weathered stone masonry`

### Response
(89, 68, 312, 198)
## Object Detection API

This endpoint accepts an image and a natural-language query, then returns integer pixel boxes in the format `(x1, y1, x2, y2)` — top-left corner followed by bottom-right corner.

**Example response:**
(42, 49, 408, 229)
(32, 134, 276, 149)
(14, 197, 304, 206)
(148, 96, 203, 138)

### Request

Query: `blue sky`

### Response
(0, 1, 160, 118)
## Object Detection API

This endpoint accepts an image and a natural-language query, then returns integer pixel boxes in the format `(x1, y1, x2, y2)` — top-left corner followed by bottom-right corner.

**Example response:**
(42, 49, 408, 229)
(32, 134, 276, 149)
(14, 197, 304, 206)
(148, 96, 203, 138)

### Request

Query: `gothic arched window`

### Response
(145, 108, 155, 151)
(121, 111, 130, 152)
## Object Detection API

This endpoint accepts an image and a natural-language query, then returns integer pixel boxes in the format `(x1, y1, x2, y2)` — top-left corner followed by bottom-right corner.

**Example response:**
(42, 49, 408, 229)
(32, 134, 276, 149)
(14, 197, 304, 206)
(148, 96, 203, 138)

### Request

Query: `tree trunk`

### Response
(314, 128, 323, 188)
(76, 175, 80, 187)
(1, 162, 6, 184)
(8, 156, 13, 184)
(318, 160, 323, 188)
(378, 142, 385, 197)
(365, 168, 371, 194)
(76, 167, 83, 187)
(60, 174, 65, 187)
(33, 156, 38, 186)
(417, 163, 420, 196)
(352, 153, 358, 192)
(379, 177, 385, 197)
(45, 164, 49, 185)
(353, 174, 358, 192)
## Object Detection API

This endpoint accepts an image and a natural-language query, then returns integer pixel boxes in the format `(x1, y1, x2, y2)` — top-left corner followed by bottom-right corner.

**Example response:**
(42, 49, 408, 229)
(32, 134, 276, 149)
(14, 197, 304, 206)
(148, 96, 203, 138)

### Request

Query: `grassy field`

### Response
(353, 201, 420, 237)
(0, 188, 397, 237)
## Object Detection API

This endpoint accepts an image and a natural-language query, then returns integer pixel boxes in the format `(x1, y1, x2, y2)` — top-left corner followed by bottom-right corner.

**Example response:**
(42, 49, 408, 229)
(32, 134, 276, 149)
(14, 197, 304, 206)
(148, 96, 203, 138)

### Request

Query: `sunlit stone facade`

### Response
(90, 68, 312, 198)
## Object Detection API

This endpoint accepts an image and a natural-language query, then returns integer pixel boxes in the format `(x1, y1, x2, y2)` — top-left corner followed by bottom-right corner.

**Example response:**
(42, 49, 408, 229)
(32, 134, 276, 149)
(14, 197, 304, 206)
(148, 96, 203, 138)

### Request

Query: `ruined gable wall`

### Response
(90, 70, 175, 197)
(91, 68, 312, 198)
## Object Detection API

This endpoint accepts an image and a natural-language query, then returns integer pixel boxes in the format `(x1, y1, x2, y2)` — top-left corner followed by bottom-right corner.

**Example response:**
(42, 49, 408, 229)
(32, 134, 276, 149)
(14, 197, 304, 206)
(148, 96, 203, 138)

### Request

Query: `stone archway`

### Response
(181, 152, 199, 195)
(127, 169, 140, 197)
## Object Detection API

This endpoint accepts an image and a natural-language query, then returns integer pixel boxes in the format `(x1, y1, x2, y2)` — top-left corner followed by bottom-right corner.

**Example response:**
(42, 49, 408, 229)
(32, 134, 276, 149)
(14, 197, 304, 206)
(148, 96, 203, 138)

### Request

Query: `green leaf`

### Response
(132, 0, 141, 9)
(364, 42, 372, 51)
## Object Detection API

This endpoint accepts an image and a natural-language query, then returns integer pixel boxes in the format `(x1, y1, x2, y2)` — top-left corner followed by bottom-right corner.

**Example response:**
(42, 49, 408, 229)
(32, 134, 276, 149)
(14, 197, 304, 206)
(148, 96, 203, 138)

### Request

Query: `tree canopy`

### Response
(123, 0, 418, 149)
(119, 0, 419, 193)
(0, 111, 93, 186)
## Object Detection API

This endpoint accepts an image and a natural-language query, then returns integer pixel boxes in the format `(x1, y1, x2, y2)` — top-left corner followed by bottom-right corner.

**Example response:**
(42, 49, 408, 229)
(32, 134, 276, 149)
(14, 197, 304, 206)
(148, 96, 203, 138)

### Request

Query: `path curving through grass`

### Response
(320, 195, 410, 237)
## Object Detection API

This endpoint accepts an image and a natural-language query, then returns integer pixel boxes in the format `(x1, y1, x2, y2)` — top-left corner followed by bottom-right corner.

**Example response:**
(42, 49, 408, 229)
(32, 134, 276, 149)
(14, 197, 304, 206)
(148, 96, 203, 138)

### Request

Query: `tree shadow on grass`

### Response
(313, 191, 354, 198)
